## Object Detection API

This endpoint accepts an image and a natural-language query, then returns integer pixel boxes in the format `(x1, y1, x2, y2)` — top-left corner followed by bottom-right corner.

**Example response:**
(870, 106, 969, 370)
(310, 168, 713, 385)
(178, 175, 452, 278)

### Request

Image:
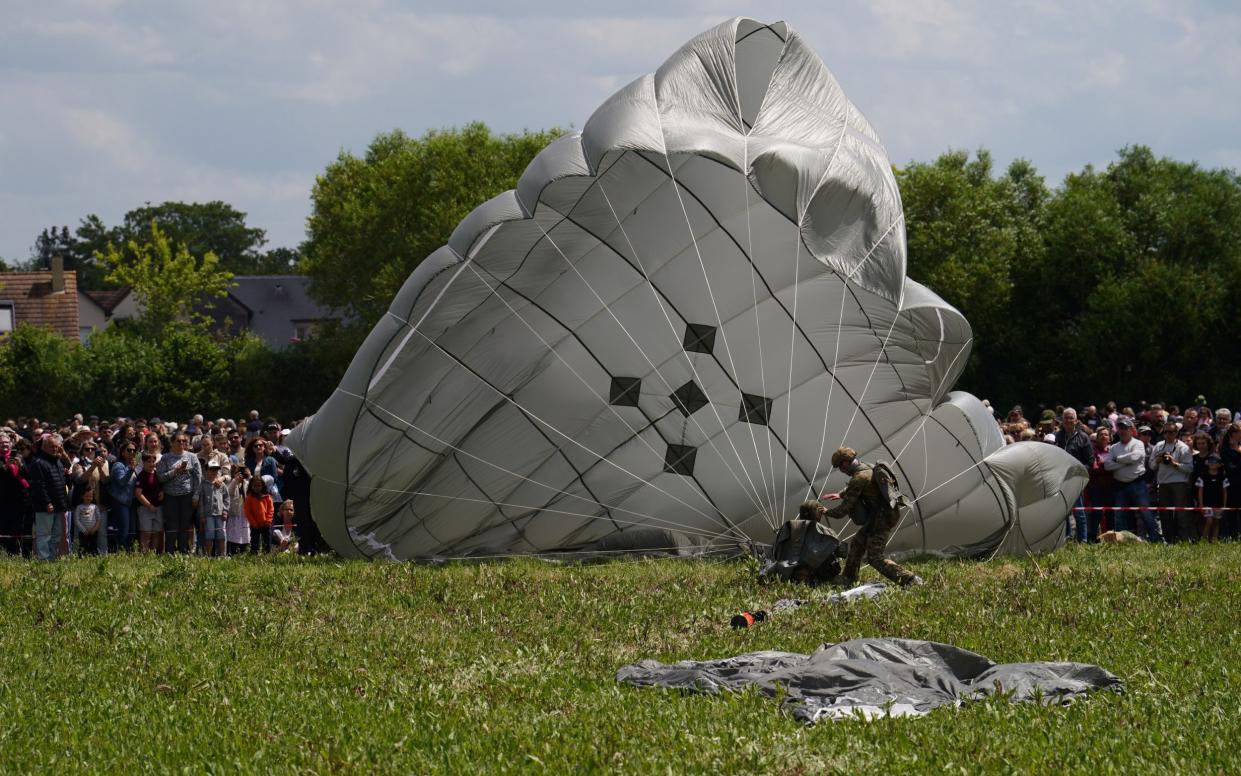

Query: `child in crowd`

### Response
(198, 461, 230, 557)
(244, 474, 274, 554)
(1196, 455, 1229, 543)
(74, 486, 106, 555)
(134, 452, 164, 552)
(225, 465, 250, 555)
(272, 499, 295, 553)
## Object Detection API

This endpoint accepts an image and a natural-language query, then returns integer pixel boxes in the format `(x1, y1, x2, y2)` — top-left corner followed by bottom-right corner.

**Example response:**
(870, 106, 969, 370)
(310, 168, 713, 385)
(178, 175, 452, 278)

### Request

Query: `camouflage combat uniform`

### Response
(821, 462, 917, 585)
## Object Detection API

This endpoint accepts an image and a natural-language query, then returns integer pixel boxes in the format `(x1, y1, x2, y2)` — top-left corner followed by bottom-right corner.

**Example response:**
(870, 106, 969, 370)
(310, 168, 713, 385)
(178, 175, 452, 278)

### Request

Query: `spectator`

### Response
(0, 433, 30, 555)
(244, 474, 274, 554)
(1087, 427, 1114, 538)
(1055, 408, 1093, 542)
(272, 499, 295, 552)
(225, 430, 243, 464)
(74, 485, 106, 555)
(28, 434, 70, 561)
(1182, 408, 1200, 432)
(1209, 408, 1233, 446)
(157, 433, 202, 554)
(1191, 432, 1215, 481)
(1082, 405, 1101, 430)
(226, 465, 250, 555)
(1149, 421, 1195, 542)
(134, 453, 164, 553)
(1220, 423, 1241, 539)
(245, 410, 263, 442)
(197, 462, 230, 558)
(197, 436, 232, 481)
(108, 441, 138, 552)
(1195, 455, 1229, 543)
(1105, 418, 1162, 542)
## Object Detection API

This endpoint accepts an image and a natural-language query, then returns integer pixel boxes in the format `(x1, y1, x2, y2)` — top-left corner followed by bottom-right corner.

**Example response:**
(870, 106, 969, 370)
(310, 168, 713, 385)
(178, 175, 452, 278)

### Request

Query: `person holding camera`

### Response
(1149, 420, 1195, 541)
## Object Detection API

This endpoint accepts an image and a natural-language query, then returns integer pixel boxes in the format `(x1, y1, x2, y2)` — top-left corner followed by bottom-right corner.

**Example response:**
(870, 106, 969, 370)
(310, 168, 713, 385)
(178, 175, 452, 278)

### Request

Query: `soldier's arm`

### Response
(823, 477, 864, 520)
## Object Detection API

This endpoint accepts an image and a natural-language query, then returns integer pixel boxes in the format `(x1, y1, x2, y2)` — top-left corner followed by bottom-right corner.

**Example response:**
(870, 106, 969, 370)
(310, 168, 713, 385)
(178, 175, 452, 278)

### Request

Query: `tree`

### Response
(30, 223, 110, 289)
(895, 150, 1046, 399)
(0, 323, 85, 418)
(118, 201, 270, 276)
(301, 122, 564, 324)
(97, 221, 234, 334)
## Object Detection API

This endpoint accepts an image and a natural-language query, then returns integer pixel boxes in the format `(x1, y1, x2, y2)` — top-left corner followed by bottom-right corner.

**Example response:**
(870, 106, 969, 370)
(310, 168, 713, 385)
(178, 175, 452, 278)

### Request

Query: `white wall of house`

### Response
(77, 291, 108, 342)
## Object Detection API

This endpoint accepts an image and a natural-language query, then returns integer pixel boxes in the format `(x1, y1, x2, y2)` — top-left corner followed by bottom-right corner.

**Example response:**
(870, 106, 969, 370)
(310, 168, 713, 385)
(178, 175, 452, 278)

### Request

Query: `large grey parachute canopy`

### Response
(617, 637, 1124, 723)
(287, 17, 1087, 560)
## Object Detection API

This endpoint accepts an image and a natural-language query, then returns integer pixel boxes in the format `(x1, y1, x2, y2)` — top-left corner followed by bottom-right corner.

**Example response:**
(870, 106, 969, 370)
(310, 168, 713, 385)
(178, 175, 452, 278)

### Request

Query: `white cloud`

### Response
(1, 0, 1238, 261)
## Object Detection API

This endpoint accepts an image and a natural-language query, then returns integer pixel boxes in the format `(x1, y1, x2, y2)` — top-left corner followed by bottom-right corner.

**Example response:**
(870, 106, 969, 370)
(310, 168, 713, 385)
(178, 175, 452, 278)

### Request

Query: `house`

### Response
(77, 274, 343, 349)
(0, 257, 81, 341)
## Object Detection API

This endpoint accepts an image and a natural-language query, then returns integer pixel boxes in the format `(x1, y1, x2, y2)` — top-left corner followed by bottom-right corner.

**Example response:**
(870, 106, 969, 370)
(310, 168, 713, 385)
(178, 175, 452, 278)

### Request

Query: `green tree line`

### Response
(3, 124, 1238, 421)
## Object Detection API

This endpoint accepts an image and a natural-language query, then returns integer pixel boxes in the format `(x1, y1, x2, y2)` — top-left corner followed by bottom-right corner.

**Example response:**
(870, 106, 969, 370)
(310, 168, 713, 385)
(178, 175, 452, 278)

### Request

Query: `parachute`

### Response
(287, 17, 1088, 561)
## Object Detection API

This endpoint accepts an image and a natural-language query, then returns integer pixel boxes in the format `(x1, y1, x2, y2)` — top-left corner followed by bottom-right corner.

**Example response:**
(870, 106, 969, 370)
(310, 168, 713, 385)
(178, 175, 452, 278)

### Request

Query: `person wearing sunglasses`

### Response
(108, 443, 139, 551)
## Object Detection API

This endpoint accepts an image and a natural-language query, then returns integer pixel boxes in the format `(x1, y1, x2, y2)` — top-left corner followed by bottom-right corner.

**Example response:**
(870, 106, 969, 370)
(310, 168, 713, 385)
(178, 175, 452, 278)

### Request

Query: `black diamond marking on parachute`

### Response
(663, 444, 697, 476)
(739, 393, 773, 426)
(609, 376, 642, 407)
(672, 380, 708, 416)
(682, 323, 716, 354)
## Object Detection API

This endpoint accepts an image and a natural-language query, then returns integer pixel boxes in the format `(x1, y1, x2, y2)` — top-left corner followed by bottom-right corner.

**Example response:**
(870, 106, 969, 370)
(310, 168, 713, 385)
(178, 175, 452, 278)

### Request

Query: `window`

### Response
(0, 302, 13, 334)
(293, 321, 316, 341)
(739, 393, 773, 426)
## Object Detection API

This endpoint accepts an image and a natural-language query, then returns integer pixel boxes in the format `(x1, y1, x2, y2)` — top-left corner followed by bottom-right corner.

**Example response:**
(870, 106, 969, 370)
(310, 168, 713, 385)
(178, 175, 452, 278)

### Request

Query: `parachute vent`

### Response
(672, 381, 709, 416)
(739, 393, 773, 426)
(663, 444, 697, 476)
(682, 323, 716, 354)
(609, 376, 642, 407)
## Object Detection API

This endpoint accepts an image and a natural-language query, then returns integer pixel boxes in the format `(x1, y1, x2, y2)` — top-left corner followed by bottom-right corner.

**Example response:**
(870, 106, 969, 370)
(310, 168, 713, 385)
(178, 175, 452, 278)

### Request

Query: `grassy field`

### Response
(0, 543, 1238, 774)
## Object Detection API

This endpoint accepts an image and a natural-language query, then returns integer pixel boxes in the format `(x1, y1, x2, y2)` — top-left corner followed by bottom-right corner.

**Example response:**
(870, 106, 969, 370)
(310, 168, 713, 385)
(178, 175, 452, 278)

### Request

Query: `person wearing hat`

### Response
(818, 447, 922, 587)
(197, 460, 230, 557)
(1104, 418, 1163, 542)
(1195, 454, 1229, 543)
(1149, 418, 1195, 542)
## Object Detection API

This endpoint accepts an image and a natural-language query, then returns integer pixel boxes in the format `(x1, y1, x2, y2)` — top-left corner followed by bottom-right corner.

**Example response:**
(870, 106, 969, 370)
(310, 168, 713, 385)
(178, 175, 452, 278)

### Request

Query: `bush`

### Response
(0, 321, 363, 422)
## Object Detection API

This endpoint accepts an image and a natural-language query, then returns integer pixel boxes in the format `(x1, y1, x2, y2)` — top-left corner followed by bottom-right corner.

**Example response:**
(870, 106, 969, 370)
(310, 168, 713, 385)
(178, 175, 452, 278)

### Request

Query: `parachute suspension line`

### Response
(520, 216, 774, 528)
(804, 278, 850, 502)
(649, 85, 777, 531)
(740, 133, 780, 531)
(374, 316, 744, 537)
(825, 213, 908, 457)
(458, 261, 748, 519)
(332, 385, 724, 538)
(595, 179, 786, 534)
(889, 337, 974, 466)
(778, 108, 851, 520)
(313, 472, 737, 544)
(906, 447, 1003, 507)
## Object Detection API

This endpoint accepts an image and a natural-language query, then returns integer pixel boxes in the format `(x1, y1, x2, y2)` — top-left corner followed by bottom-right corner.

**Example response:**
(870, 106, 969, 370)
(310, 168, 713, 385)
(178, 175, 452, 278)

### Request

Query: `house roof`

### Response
(225, 275, 340, 346)
(83, 286, 132, 314)
(0, 270, 80, 339)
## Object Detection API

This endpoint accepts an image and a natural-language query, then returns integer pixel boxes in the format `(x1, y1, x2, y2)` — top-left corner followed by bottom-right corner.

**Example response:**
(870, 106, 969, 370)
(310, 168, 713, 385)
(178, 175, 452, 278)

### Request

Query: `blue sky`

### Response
(1, 0, 1238, 262)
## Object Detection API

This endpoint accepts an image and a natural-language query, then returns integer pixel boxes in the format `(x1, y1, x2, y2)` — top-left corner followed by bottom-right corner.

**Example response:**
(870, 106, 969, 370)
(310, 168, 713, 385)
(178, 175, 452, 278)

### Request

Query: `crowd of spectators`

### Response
(992, 396, 1239, 544)
(0, 411, 324, 559)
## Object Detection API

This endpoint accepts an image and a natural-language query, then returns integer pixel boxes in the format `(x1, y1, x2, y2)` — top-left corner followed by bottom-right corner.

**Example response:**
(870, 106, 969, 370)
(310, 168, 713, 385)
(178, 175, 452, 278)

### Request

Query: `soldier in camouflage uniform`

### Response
(820, 446, 922, 587)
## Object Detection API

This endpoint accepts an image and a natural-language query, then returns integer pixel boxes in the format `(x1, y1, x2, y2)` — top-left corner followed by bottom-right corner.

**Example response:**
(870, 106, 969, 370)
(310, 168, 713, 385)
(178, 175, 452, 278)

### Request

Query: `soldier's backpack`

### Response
(871, 461, 907, 513)
(760, 519, 844, 584)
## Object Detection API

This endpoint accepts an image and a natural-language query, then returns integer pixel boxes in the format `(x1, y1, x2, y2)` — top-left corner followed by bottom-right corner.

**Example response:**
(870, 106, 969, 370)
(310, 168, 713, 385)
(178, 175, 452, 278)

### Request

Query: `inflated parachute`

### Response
(288, 18, 1087, 560)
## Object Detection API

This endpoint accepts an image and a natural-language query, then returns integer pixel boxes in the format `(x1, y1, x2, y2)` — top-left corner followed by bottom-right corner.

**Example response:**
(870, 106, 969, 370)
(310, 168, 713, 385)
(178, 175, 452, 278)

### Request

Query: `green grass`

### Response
(0, 543, 1238, 774)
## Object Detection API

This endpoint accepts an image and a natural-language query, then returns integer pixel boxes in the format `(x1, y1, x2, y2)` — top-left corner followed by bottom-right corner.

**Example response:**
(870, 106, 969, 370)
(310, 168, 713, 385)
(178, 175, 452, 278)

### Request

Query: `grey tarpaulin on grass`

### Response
(288, 16, 1088, 561)
(617, 637, 1122, 723)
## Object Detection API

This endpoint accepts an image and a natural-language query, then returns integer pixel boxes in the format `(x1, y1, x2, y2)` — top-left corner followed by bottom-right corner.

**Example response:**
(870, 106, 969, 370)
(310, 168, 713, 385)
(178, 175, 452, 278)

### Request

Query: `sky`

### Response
(2, 0, 1239, 263)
